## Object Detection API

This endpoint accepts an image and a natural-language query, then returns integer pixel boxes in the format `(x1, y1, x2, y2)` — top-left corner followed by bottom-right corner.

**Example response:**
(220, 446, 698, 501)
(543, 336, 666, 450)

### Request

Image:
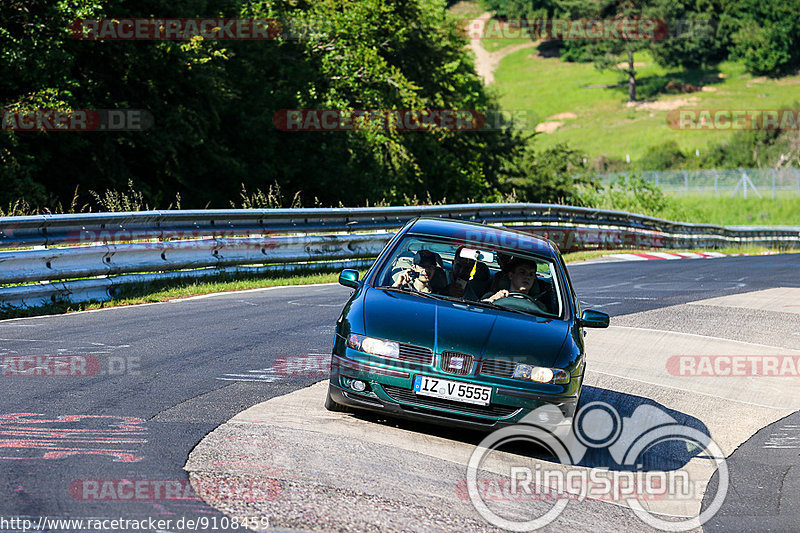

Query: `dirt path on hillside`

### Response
(467, 12, 538, 85)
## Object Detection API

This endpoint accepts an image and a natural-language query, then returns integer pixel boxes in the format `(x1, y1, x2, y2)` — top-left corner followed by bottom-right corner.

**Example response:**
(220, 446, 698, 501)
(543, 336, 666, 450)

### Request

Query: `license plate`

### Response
(413, 376, 492, 406)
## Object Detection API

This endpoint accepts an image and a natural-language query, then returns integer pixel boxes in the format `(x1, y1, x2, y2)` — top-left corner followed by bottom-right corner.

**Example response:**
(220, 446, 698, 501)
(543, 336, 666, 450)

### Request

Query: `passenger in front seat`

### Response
(392, 250, 447, 293)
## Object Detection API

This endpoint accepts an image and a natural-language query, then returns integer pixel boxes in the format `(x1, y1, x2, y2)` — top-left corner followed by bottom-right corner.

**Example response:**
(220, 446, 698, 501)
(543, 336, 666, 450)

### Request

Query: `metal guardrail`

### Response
(1, 203, 798, 309)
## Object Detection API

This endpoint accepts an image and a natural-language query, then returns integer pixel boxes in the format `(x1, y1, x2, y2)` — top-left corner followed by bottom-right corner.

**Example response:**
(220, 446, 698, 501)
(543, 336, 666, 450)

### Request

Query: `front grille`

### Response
(440, 351, 474, 375)
(481, 359, 517, 378)
(383, 385, 520, 419)
(398, 343, 433, 365)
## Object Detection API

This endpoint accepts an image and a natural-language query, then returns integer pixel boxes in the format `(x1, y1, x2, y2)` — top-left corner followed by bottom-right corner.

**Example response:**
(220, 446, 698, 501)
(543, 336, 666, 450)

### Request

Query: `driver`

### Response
(482, 258, 538, 303)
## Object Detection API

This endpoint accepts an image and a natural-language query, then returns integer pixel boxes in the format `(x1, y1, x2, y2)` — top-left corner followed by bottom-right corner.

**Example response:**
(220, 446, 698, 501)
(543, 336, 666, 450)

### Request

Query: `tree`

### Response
(0, 0, 530, 210)
(582, 1, 655, 102)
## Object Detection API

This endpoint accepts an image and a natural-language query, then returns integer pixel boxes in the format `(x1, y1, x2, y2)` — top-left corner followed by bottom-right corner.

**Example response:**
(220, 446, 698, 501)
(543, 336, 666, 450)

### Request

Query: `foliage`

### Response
(89, 179, 150, 212)
(578, 173, 678, 216)
(495, 142, 595, 204)
(726, 0, 800, 76)
(636, 140, 686, 171)
(647, 0, 731, 70)
(634, 127, 800, 171)
(234, 182, 303, 209)
(484, 0, 800, 76)
(0, 0, 543, 211)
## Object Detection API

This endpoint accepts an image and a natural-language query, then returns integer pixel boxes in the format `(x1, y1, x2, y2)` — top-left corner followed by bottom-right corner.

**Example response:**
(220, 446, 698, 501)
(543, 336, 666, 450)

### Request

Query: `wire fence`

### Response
(593, 168, 800, 199)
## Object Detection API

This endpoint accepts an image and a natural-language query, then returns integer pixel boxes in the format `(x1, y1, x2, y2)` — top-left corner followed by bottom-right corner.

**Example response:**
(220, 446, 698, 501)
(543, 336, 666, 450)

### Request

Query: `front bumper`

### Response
(330, 352, 581, 432)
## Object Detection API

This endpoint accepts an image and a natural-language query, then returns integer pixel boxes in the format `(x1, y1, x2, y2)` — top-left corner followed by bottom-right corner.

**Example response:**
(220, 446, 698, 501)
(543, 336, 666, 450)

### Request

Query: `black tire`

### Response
(324, 385, 351, 413)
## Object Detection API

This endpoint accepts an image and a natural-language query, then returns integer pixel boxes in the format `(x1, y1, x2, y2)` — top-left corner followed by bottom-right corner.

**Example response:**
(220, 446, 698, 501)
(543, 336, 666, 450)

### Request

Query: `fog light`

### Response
(351, 380, 367, 392)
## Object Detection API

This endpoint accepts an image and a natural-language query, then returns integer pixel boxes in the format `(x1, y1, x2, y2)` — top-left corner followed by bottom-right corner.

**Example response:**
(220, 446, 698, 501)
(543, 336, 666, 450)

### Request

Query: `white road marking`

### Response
(217, 373, 282, 383)
(287, 299, 340, 307)
(688, 287, 800, 315)
(610, 325, 800, 352)
(763, 424, 800, 449)
(589, 302, 620, 308)
(587, 369, 795, 410)
(593, 282, 632, 290)
(582, 296, 657, 300)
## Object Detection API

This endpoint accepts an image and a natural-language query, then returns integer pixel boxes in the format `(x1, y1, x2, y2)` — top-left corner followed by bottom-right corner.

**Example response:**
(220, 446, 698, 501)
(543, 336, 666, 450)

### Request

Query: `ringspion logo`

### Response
(466, 402, 728, 531)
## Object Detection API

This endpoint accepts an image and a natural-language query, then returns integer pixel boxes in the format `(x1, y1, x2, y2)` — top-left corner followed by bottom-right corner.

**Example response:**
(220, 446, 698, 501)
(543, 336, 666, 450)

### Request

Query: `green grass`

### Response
(492, 47, 800, 161)
(658, 197, 800, 226)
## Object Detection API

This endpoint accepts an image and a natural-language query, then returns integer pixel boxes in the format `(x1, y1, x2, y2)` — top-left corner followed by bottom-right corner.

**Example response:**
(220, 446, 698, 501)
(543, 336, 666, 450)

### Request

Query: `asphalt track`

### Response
(0, 254, 798, 532)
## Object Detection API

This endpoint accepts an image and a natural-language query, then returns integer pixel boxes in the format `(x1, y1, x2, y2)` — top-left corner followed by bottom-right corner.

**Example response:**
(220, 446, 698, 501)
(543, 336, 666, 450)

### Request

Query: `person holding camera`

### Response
(392, 250, 442, 293)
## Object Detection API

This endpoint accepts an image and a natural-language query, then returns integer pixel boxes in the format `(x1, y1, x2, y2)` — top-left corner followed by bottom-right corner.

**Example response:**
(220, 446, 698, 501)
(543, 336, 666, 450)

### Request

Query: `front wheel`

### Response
(324, 385, 351, 413)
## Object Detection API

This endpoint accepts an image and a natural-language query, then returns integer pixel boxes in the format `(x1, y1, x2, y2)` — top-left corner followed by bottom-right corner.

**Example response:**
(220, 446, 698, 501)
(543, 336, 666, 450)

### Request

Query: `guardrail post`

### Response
(682, 170, 689, 197)
(796, 168, 800, 196)
(771, 169, 777, 199)
(744, 170, 748, 199)
(713, 168, 719, 198)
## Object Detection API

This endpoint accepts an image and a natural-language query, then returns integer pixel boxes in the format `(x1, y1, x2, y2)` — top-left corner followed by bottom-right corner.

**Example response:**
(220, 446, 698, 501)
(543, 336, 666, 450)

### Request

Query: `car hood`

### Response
(363, 288, 569, 367)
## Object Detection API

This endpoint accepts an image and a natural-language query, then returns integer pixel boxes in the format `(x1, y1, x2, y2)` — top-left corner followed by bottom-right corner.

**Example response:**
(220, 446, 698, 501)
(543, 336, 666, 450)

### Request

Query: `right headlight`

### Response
(512, 363, 570, 384)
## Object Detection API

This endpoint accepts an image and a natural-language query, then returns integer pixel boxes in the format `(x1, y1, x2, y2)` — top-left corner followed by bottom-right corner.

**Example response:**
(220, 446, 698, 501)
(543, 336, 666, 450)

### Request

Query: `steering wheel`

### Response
(497, 291, 548, 314)
(507, 291, 538, 302)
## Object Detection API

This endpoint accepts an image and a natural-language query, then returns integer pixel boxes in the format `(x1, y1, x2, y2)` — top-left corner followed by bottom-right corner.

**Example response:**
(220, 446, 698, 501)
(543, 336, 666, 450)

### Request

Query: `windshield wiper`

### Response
(380, 286, 440, 300)
(461, 298, 507, 312)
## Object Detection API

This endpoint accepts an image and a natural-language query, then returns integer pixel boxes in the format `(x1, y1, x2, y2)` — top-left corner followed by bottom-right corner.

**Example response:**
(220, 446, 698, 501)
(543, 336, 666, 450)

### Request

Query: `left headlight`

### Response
(512, 363, 570, 384)
(347, 333, 400, 359)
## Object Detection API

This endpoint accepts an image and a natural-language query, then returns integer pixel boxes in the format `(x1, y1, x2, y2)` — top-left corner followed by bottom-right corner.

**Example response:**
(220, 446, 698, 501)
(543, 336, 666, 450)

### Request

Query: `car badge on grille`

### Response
(449, 357, 464, 370)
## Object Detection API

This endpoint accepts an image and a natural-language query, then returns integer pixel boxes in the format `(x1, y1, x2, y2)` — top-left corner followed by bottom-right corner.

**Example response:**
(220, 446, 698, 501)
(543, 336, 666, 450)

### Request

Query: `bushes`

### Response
(578, 174, 681, 217)
(635, 126, 800, 171)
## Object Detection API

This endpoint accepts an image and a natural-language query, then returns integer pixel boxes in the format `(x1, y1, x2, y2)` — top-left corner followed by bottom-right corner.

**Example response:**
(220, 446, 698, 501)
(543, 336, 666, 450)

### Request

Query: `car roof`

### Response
(407, 217, 557, 259)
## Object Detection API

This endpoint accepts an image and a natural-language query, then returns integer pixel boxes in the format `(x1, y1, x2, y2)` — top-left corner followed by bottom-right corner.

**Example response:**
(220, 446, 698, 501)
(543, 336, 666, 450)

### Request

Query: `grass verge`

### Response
(0, 245, 790, 320)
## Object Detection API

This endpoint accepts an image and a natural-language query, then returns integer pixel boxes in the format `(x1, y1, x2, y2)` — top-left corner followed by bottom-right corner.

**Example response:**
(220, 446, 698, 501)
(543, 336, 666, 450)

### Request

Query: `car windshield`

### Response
(373, 234, 564, 318)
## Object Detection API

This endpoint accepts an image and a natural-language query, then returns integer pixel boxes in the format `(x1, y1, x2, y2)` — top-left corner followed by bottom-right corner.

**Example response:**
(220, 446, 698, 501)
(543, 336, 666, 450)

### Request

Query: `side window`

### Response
(556, 253, 579, 318)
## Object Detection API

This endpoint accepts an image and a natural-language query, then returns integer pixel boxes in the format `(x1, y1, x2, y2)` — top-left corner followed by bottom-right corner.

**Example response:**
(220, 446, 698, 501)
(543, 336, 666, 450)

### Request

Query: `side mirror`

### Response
(580, 309, 609, 328)
(339, 269, 360, 289)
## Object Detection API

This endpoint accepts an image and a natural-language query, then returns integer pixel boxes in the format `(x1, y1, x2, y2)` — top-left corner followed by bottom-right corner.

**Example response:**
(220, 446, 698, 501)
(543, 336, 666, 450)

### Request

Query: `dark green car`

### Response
(326, 217, 609, 431)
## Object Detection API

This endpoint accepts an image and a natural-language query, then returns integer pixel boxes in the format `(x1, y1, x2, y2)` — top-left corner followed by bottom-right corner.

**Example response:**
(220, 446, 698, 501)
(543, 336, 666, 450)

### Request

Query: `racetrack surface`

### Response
(1, 254, 798, 532)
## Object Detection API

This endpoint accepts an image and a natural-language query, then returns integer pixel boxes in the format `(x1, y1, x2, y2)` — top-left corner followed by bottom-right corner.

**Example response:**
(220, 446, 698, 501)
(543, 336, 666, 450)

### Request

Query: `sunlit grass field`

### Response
(655, 196, 800, 226)
(493, 48, 800, 161)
